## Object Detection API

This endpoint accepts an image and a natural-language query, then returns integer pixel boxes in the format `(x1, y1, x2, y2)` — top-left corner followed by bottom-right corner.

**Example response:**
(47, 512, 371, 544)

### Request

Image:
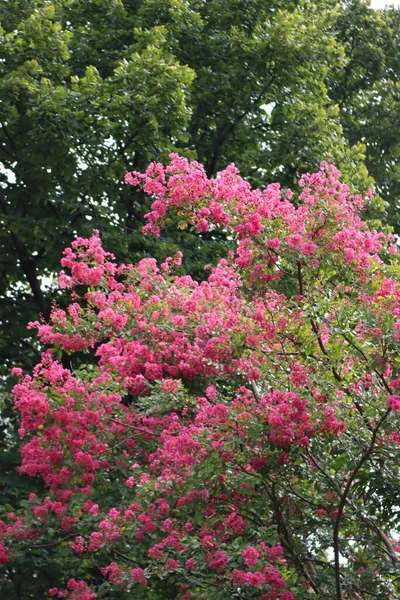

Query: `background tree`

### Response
(329, 0, 400, 231)
(0, 0, 368, 382)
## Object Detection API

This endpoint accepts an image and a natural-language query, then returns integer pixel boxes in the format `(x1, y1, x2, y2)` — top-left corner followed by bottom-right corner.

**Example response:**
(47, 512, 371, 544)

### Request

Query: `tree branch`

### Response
(333, 407, 391, 600)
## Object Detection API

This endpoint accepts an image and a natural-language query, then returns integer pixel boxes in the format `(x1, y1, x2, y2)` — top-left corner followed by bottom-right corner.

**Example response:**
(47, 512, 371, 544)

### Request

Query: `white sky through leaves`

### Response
(370, 0, 400, 8)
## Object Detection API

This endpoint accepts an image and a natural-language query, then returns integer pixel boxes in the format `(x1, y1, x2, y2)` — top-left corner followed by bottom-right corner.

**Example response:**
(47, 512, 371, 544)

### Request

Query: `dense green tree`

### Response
(329, 0, 400, 231)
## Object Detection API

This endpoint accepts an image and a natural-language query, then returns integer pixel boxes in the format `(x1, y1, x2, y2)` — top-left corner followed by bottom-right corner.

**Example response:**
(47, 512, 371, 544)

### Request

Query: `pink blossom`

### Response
(130, 568, 147, 585)
(242, 545, 261, 566)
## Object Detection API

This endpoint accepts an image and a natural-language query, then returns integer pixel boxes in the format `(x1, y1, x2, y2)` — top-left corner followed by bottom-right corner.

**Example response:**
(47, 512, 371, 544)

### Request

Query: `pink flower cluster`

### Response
(49, 579, 97, 599)
(126, 154, 388, 286)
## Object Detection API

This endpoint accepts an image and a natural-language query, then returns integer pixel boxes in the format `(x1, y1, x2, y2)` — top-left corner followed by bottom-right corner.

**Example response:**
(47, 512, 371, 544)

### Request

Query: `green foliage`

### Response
(329, 0, 400, 232)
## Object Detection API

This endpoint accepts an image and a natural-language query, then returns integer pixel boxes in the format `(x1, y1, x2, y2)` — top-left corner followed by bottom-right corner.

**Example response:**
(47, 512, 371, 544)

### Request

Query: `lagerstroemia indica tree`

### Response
(2, 155, 400, 599)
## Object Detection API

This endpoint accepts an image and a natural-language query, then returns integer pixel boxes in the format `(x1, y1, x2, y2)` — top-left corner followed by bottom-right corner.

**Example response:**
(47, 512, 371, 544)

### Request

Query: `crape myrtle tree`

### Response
(1, 156, 400, 599)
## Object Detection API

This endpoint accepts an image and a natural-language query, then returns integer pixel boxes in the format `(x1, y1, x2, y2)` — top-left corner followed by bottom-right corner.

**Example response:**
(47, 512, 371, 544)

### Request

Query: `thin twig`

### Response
(108, 417, 160, 437)
(30, 534, 75, 548)
(333, 408, 391, 600)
